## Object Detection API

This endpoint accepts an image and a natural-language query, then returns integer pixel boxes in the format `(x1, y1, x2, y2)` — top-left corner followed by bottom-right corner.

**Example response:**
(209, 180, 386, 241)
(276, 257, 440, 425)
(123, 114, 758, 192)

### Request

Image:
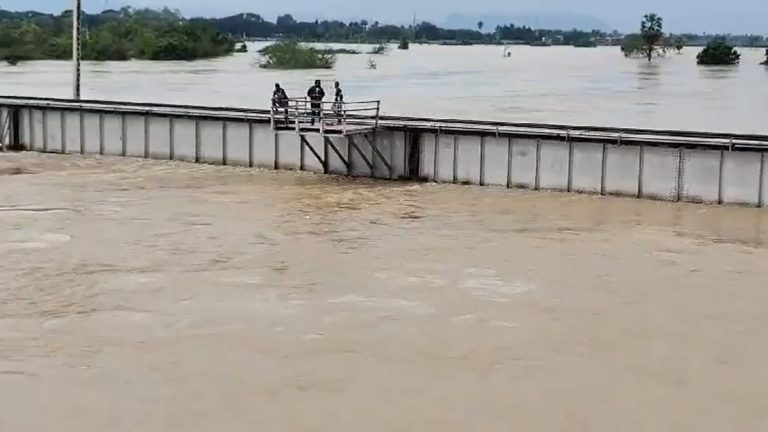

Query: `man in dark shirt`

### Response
(271, 83, 289, 124)
(333, 81, 344, 123)
(306, 80, 325, 125)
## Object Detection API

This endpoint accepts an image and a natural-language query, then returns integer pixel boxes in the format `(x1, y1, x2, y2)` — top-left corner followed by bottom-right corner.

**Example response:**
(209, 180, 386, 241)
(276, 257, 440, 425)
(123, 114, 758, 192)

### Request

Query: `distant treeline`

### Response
(202, 13, 606, 45)
(0, 7, 765, 64)
(0, 8, 234, 62)
(199, 12, 767, 47)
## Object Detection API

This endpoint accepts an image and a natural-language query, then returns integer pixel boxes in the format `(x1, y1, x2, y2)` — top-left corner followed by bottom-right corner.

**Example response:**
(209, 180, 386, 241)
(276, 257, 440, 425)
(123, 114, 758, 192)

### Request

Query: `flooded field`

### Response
(2, 152, 768, 431)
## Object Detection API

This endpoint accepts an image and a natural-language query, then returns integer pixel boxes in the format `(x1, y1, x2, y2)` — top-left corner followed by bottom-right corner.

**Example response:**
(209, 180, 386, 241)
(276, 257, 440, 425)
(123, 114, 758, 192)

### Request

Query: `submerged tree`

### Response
(258, 40, 336, 69)
(696, 38, 740, 65)
(639, 13, 664, 61)
(367, 43, 389, 55)
(674, 36, 685, 54)
(397, 35, 409, 50)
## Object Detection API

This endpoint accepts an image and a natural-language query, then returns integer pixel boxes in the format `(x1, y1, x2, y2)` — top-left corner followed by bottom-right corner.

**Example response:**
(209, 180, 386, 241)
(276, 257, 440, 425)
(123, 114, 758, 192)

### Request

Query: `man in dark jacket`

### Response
(271, 83, 289, 124)
(307, 80, 325, 125)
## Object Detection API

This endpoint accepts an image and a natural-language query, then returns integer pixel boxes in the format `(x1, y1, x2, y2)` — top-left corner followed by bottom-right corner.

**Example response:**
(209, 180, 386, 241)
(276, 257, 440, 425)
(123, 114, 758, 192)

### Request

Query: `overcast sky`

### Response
(3, 0, 767, 33)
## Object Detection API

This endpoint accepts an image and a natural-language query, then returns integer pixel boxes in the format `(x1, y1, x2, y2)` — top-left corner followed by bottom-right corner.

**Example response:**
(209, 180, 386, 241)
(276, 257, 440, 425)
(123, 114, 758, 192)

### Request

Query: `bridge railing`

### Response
(270, 98, 380, 135)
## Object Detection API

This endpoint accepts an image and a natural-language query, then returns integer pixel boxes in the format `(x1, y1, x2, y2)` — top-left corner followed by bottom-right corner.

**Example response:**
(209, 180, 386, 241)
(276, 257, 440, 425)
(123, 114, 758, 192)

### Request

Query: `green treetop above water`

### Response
(0, 7, 235, 63)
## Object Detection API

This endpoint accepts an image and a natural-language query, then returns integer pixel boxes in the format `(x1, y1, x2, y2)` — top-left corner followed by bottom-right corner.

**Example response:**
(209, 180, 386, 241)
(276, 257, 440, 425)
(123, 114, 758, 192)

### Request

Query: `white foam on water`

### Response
(327, 295, 435, 315)
(0, 231, 72, 251)
(460, 268, 535, 301)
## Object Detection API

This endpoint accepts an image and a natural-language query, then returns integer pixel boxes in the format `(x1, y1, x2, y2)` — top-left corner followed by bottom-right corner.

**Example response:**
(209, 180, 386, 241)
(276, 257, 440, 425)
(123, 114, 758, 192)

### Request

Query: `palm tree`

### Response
(640, 13, 664, 61)
(477, 21, 484, 32)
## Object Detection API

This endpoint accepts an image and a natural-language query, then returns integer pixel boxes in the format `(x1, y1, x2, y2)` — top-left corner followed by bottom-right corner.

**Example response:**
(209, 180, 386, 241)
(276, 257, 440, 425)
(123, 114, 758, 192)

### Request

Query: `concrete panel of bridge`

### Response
(481, 136, 509, 187)
(435, 134, 455, 183)
(641, 146, 680, 201)
(681, 149, 721, 204)
(198, 120, 224, 165)
(419, 133, 436, 180)
(301, 134, 325, 174)
(372, 132, 395, 179)
(44, 111, 64, 153)
(388, 131, 407, 179)
(455, 135, 482, 185)
(348, 135, 373, 177)
(570, 142, 603, 194)
(604, 145, 640, 197)
(276, 134, 301, 170)
(251, 123, 276, 168)
(510, 138, 538, 189)
(172, 119, 197, 162)
(102, 114, 123, 156)
(538, 140, 569, 191)
(83, 113, 101, 155)
(125, 115, 146, 158)
(148, 117, 171, 159)
(325, 136, 349, 176)
(19, 109, 30, 148)
(224, 122, 250, 167)
(722, 151, 762, 206)
(63, 112, 82, 154)
(30, 110, 44, 152)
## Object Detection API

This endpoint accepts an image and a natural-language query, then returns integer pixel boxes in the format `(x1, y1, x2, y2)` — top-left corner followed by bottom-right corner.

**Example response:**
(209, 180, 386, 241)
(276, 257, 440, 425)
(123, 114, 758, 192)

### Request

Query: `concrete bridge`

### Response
(1, 95, 767, 207)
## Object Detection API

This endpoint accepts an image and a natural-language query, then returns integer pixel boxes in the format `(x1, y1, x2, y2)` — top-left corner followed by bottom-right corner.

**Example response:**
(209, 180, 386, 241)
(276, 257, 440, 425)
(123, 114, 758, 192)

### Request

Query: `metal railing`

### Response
(270, 98, 380, 135)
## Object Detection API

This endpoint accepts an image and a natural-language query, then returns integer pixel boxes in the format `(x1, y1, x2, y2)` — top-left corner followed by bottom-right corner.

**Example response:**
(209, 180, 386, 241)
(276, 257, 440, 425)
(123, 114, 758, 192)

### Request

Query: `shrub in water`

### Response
(259, 40, 336, 69)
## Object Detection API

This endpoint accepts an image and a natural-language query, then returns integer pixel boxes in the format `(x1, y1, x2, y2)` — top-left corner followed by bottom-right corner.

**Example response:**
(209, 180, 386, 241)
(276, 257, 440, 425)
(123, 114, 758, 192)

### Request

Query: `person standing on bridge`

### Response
(307, 80, 325, 126)
(272, 83, 289, 125)
(332, 81, 344, 124)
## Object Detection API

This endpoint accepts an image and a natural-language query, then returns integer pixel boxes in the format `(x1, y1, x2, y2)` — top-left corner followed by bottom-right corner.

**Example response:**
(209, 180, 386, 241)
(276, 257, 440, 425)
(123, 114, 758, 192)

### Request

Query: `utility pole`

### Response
(72, 0, 82, 100)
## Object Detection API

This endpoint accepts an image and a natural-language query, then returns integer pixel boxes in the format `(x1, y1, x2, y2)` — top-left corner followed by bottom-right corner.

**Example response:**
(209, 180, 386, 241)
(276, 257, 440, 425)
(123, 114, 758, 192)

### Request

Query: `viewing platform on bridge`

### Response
(270, 98, 380, 136)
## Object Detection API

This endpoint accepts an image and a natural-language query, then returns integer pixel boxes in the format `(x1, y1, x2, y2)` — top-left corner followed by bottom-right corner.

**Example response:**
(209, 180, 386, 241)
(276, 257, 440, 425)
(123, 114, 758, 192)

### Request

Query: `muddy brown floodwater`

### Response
(1, 152, 768, 431)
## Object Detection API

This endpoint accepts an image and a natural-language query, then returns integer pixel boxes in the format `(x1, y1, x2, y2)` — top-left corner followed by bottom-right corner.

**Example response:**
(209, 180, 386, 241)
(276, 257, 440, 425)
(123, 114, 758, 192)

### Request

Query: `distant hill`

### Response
(440, 13, 613, 32)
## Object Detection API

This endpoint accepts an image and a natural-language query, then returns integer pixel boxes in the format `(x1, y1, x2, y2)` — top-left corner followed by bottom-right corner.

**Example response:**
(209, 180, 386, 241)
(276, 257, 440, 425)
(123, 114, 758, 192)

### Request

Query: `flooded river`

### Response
(2, 44, 768, 133)
(2, 153, 768, 430)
